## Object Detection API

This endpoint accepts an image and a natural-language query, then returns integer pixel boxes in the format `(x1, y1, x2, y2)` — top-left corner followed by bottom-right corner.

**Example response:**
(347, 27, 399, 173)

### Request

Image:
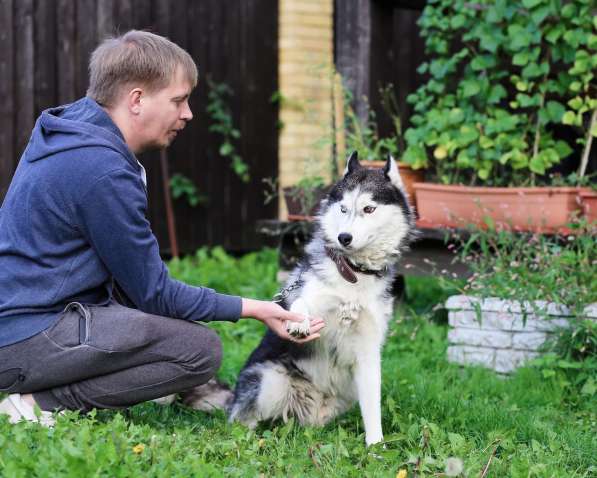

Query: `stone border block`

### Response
(447, 345, 495, 369)
(494, 349, 539, 374)
(445, 295, 596, 374)
(511, 332, 549, 350)
(448, 328, 512, 348)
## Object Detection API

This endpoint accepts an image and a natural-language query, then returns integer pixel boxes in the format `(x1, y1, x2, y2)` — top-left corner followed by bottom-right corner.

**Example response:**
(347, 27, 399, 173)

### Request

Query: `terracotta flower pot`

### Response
(364, 161, 425, 207)
(414, 183, 583, 233)
(579, 189, 597, 224)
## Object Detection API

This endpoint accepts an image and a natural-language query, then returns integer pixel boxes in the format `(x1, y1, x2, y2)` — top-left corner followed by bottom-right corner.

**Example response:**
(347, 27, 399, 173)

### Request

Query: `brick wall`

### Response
(278, 0, 334, 219)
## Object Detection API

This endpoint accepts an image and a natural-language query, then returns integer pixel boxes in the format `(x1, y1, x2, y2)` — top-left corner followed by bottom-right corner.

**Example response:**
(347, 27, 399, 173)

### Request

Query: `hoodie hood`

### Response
(26, 97, 138, 169)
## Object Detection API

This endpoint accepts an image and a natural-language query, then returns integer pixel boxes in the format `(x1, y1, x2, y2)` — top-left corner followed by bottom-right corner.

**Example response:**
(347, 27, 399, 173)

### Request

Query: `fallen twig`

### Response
(479, 439, 501, 478)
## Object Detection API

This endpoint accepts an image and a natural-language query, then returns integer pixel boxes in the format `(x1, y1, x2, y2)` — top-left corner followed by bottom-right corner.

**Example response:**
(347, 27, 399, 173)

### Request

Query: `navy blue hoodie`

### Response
(0, 97, 242, 347)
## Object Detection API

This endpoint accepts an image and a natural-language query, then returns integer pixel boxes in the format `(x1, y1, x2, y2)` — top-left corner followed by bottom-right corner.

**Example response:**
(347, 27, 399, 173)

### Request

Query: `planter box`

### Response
(414, 184, 583, 233)
(445, 295, 597, 374)
(579, 189, 597, 224)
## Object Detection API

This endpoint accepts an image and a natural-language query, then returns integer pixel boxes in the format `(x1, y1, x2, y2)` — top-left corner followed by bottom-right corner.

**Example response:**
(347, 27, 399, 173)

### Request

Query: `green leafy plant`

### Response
(261, 176, 279, 206)
(206, 80, 250, 182)
(403, 0, 596, 186)
(169, 173, 206, 207)
(343, 84, 403, 162)
(529, 316, 597, 402)
(454, 222, 596, 317)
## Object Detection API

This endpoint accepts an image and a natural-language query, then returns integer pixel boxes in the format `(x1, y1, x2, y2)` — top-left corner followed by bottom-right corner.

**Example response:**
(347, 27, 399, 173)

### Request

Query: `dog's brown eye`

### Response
(340, 205, 348, 213)
(364, 206, 376, 214)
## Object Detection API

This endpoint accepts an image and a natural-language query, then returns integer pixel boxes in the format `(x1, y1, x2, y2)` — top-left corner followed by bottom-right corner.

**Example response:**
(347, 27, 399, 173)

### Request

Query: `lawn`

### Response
(0, 248, 595, 477)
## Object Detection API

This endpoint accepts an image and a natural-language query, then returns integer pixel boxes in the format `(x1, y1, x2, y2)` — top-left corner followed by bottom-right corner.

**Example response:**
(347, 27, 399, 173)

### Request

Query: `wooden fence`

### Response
(335, 0, 428, 142)
(0, 0, 430, 254)
(0, 0, 279, 253)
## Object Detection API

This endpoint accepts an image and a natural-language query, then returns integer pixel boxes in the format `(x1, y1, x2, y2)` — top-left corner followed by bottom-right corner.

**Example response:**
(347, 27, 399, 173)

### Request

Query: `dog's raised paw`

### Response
(286, 317, 311, 339)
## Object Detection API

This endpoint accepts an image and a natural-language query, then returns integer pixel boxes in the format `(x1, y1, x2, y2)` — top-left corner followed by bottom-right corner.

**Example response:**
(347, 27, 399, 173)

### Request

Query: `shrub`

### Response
(403, 0, 596, 186)
(455, 223, 596, 315)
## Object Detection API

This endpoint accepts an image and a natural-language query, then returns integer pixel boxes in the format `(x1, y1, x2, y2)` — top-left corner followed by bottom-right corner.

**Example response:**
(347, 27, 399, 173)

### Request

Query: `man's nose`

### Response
(181, 102, 193, 121)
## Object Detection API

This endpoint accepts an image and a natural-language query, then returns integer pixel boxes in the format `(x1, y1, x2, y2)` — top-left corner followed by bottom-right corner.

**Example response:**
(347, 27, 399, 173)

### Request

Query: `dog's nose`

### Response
(338, 233, 353, 247)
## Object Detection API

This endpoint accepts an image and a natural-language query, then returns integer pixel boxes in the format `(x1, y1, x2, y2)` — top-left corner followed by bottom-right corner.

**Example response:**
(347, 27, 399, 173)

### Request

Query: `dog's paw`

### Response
(180, 378, 233, 413)
(365, 432, 384, 447)
(286, 317, 311, 339)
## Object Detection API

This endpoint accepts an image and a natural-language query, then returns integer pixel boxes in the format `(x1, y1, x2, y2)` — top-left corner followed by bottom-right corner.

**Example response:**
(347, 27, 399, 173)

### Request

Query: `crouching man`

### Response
(0, 30, 323, 425)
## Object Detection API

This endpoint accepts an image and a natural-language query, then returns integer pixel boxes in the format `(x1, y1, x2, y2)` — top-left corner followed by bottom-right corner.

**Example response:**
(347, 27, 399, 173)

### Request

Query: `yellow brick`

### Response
(280, 11, 333, 27)
(278, 0, 334, 218)
(279, 26, 332, 38)
(279, 37, 332, 51)
(282, 1, 333, 15)
(279, 50, 332, 64)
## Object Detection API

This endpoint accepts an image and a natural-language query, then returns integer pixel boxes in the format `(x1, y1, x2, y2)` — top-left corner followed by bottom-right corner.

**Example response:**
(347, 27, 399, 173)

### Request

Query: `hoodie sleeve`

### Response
(76, 166, 242, 322)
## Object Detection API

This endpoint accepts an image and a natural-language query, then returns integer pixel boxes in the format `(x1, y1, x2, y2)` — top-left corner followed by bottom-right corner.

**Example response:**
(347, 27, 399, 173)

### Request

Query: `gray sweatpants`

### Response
(0, 302, 222, 412)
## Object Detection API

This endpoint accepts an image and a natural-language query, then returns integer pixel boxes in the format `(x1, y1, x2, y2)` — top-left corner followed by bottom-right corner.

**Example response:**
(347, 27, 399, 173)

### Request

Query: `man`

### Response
(0, 30, 323, 425)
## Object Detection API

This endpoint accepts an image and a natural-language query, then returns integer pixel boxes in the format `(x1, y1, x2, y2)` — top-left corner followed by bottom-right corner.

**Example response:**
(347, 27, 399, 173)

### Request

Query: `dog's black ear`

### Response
(343, 151, 362, 177)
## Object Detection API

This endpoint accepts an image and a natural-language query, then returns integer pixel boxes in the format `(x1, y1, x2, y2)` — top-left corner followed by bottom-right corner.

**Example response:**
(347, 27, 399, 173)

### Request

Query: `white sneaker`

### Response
(0, 394, 56, 427)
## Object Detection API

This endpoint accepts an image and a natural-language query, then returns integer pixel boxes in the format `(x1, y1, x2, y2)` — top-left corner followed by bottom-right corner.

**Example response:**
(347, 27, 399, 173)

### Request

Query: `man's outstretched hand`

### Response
(241, 298, 325, 343)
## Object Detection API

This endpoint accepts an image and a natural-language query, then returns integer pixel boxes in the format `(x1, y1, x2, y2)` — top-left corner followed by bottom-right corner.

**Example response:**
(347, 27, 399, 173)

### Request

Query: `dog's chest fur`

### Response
(290, 268, 392, 396)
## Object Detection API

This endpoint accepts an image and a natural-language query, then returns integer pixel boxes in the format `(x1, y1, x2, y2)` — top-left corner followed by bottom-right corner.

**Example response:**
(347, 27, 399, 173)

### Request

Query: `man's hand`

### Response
(241, 298, 324, 343)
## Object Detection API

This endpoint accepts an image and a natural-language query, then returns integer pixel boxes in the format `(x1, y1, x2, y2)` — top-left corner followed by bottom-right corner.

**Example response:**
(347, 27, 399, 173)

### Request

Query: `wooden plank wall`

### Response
(0, 0, 279, 254)
(335, 0, 428, 147)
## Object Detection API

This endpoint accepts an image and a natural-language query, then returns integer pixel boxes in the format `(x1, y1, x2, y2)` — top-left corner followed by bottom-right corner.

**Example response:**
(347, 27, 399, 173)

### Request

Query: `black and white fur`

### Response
(228, 152, 415, 445)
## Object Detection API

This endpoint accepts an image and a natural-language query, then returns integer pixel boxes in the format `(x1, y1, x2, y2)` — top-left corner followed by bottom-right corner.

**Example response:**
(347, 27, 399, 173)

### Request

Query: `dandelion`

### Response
(132, 443, 145, 454)
(396, 469, 408, 478)
(445, 457, 464, 476)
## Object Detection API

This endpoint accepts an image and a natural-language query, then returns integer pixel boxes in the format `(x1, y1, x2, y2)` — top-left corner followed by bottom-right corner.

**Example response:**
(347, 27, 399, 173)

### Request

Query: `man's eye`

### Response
(340, 205, 347, 213)
(364, 206, 376, 214)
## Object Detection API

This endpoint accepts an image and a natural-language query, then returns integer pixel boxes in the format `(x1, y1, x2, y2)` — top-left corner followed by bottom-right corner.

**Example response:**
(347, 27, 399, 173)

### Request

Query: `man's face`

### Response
(135, 66, 194, 152)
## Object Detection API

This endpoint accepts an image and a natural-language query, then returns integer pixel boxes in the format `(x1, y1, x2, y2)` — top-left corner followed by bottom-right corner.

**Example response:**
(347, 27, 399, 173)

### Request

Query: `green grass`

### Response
(1, 248, 595, 477)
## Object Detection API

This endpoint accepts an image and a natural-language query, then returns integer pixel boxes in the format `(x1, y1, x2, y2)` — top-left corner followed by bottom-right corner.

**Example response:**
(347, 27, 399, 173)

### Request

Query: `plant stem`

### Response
(531, 91, 546, 186)
(578, 108, 596, 179)
(479, 440, 500, 478)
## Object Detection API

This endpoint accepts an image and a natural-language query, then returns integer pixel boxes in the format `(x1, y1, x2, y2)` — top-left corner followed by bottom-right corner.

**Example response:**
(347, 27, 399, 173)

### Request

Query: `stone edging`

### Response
(445, 295, 596, 373)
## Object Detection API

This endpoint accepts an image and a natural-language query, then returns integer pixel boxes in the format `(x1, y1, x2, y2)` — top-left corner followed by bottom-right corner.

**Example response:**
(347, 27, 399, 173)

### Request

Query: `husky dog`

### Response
(227, 152, 415, 445)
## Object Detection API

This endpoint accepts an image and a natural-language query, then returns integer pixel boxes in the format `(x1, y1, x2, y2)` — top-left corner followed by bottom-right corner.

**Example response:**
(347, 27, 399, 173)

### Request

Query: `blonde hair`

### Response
(87, 30, 198, 107)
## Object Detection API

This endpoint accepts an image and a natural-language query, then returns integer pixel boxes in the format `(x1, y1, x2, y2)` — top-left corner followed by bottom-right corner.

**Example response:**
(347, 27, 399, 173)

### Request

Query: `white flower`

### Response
(445, 457, 464, 476)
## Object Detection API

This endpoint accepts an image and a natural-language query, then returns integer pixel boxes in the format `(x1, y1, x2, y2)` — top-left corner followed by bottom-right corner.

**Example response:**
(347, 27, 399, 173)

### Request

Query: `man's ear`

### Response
(383, 155, 404, 190)
(128, 88, 143, 115)
(343, 151, 362, 177)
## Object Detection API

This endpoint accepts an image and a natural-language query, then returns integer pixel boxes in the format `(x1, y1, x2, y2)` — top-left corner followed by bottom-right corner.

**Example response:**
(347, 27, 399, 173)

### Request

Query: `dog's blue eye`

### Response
(340, 205, 347, 213)
(364, 206, 376, 214)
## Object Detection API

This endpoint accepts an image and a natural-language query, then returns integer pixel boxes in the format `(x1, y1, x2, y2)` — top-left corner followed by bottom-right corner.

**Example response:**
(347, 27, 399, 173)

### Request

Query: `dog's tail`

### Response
(180, 378, 234, 413)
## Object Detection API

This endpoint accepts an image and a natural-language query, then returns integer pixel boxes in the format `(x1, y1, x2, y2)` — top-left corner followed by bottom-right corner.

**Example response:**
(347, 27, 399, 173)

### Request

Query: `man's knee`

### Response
(179, 325, 222, 380)
(201, 327, 223, 375)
